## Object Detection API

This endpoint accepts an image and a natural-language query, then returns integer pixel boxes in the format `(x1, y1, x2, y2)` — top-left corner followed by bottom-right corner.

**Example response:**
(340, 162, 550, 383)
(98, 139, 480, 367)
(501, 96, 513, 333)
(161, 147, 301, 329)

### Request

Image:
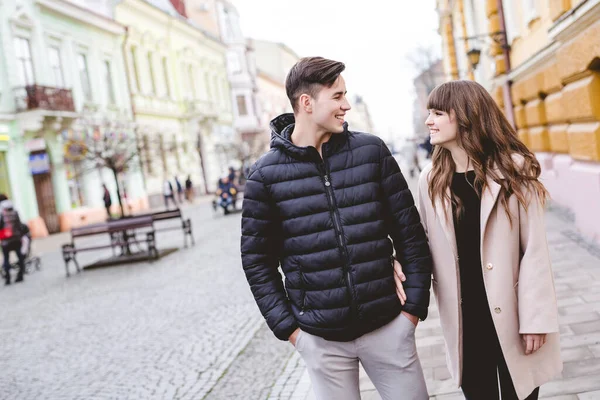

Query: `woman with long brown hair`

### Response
(397, 80, 562, 399)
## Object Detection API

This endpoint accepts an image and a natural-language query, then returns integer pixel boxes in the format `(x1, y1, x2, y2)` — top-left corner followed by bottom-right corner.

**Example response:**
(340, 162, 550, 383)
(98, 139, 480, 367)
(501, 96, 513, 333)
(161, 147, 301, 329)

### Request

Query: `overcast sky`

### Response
(233, 0, 441, 142)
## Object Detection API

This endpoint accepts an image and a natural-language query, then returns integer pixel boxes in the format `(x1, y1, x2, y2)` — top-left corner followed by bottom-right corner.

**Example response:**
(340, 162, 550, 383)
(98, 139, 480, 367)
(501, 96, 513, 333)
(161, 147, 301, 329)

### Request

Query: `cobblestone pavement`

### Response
(0, 200, 266, 399)
(3, 186, 600, 399)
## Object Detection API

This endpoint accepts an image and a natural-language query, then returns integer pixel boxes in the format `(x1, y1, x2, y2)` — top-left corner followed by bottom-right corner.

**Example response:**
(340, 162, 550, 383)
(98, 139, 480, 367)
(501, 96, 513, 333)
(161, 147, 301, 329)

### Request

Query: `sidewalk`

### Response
(284, 202, 600, 399)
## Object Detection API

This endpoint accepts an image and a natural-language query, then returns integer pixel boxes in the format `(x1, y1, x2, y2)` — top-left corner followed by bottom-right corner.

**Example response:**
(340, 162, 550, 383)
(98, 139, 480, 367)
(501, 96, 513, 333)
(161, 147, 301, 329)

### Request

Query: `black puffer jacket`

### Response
(241, 114, 432, 342)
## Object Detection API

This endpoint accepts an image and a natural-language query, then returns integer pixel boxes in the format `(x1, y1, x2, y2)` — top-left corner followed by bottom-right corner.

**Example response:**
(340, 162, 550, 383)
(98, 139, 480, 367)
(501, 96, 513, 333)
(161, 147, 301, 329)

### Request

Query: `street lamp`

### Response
(459, 31, 509, 70)
(467, 48, 482, 70)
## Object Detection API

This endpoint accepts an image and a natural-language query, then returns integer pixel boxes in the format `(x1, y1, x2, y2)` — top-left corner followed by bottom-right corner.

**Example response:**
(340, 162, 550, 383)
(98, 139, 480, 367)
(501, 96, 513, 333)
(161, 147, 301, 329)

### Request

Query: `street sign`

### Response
(29, 153, 50, 175)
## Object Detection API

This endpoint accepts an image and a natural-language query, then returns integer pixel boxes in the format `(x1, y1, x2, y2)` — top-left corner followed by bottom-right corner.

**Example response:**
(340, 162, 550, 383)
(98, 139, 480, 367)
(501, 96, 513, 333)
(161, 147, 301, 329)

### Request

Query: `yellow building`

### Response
(438, 0, 600, 243)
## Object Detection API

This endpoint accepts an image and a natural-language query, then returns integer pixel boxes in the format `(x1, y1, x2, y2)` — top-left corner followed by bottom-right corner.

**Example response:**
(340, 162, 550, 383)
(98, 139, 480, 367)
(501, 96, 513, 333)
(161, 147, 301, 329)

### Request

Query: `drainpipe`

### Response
(497, 0, 516, 129)
(122, 26, 148, 193)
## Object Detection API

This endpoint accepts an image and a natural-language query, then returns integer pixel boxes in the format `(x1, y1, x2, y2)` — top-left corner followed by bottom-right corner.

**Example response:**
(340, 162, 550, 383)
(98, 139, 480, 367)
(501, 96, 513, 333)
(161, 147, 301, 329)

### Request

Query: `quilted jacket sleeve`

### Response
(379, 141, 433, 320)
(241, 166, 298, 341)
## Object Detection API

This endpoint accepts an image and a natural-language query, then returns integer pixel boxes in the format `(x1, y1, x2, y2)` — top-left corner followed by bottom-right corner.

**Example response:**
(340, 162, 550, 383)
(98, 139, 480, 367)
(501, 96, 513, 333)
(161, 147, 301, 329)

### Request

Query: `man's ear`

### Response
(299, 93, 312, 113)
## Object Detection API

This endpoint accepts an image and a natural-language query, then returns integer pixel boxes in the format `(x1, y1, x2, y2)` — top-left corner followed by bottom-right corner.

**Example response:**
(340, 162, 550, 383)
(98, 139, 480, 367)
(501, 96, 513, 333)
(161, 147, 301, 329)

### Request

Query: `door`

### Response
(33, 172, 60, 233)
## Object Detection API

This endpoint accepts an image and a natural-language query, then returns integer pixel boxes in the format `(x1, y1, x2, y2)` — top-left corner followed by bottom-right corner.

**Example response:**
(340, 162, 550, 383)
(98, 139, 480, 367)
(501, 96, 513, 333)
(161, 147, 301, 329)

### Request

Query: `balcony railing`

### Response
(14, 85, 75, 113)
(184, 99, 218, 119)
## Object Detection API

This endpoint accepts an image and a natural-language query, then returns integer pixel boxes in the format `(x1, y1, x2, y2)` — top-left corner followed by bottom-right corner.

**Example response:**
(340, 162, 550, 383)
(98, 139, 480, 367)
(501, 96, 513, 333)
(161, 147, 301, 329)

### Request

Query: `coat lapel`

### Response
(434, 187, 459, 260)
(432, 167, 504, 260)
(480, 170, 503, 241)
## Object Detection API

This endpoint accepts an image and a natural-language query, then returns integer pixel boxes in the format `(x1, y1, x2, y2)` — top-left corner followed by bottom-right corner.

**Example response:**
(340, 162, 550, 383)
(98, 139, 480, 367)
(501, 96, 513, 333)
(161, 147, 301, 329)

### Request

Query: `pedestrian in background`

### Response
(0, 198, 26, 285)
(185, 175, 194, 202)
(397, 80, 562, 400)
(102, 184, 112, 219)
(163, 178, 177, 209)
(241, 57, 432, 400)
(175, 176, 184, 203)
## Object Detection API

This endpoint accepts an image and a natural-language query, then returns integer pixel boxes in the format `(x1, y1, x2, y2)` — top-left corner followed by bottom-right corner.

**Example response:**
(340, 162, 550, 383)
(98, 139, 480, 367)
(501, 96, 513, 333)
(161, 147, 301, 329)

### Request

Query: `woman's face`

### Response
(425, 109, 458, 148)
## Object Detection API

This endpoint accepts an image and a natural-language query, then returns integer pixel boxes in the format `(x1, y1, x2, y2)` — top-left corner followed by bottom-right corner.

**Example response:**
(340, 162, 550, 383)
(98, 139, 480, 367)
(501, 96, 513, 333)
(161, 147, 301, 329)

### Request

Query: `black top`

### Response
(452, 171, 500, 357)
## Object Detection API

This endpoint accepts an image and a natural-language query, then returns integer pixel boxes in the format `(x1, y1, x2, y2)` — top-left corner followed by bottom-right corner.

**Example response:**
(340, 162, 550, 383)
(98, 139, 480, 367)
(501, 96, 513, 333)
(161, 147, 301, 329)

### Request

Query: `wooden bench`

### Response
(61, 216, 158, 277)
(137, 208, 194, 247)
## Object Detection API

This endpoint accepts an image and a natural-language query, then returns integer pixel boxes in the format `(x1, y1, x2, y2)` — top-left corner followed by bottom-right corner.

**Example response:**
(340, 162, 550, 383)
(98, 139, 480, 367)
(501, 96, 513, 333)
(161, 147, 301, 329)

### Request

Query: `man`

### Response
(1, 199, 26, 285)
(241, 57, 432, 399)
(215, 175, 238, 215)
(163, 178, 177, 209)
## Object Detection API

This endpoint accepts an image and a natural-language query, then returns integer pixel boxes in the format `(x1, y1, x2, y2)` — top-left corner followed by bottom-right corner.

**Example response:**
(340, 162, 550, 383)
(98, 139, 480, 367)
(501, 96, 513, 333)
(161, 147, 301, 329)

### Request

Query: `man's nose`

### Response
(341, 99, 351, 111)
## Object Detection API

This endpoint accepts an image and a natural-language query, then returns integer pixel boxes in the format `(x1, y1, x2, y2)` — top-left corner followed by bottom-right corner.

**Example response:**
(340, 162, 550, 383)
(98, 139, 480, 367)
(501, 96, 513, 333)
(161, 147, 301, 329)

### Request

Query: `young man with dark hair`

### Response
(241, 57, 432, 399)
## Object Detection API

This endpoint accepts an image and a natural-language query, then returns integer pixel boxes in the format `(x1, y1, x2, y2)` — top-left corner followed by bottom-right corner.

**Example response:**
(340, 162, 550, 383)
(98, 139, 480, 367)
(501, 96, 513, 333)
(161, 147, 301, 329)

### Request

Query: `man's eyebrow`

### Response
(333, 91, 347, 96)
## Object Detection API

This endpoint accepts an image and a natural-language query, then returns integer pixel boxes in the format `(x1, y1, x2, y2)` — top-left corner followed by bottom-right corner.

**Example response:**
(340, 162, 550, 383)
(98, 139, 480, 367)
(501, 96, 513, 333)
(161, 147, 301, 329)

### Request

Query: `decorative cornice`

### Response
(548, 0, 600, 42)
(36, 0, 125, 36)
(508, 41, 560, 82)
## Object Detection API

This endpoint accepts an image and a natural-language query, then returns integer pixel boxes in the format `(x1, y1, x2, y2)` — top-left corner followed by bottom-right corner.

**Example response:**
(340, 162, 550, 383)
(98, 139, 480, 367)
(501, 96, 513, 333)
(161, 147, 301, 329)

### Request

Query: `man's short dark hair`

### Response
(285, 57, 345, 112)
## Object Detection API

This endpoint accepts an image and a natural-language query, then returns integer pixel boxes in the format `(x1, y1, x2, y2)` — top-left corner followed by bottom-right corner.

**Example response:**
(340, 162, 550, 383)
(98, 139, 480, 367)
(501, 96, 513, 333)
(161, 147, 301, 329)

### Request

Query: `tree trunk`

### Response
(112, 168, 125, 218)
(197, 132, 210, 194)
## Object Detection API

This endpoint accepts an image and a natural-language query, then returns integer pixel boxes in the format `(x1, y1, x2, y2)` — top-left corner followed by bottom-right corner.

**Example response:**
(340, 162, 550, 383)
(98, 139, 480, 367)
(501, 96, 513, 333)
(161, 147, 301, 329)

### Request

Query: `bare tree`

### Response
(64, 116, 143, 219)
(406, 45, 444, 94)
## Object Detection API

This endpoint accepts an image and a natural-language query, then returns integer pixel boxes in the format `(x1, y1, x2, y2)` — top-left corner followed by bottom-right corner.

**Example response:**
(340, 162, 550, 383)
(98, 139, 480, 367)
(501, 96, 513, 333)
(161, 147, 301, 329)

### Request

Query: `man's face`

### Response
(310, 75, 352, 134)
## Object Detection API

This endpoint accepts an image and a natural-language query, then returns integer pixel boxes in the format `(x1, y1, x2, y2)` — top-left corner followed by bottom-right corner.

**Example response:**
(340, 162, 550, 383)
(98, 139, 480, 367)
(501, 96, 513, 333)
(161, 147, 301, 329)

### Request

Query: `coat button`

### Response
(486, 263, 493, 270)
(494, 307, 501, 314)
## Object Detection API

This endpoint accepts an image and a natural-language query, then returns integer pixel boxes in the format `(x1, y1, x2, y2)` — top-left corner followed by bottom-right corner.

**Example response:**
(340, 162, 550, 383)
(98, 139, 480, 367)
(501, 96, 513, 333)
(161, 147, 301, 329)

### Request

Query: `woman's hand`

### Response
(521, 334, 547, 355)
(393, 258, 407, 305)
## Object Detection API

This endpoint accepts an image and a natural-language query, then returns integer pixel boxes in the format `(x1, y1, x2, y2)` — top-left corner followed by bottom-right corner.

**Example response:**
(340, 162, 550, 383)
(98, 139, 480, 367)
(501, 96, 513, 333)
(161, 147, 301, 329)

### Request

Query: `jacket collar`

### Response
(269, 113, 349, 161)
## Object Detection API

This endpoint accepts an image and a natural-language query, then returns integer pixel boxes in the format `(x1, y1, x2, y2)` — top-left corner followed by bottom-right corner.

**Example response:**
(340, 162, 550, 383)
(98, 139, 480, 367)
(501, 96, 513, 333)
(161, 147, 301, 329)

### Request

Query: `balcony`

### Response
(184, 99, 219, 120)
(14, 85, 75, 113)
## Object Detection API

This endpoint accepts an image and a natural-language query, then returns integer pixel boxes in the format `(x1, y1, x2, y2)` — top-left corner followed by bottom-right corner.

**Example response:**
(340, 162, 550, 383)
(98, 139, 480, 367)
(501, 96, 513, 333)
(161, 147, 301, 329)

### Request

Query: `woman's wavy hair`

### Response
(426, 80, 547, 223)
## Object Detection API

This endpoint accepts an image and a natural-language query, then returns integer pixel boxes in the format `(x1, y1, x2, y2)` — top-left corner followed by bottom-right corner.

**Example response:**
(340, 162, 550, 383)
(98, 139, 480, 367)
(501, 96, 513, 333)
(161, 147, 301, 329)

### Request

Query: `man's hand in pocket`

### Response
(289, 328, 301, 347)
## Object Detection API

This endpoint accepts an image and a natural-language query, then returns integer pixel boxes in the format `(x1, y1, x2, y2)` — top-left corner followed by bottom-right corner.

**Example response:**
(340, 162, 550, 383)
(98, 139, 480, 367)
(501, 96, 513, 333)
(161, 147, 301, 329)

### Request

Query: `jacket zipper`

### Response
(299, 268, 307, 316)
(322, 171, 357, 319)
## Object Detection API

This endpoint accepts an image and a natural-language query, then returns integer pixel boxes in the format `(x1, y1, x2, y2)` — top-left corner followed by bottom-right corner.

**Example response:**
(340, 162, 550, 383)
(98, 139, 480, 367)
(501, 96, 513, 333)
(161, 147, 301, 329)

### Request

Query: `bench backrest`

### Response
(71, 222, 110, 239)
(151, 209, 182, 221)
(107, 216, 154, 233)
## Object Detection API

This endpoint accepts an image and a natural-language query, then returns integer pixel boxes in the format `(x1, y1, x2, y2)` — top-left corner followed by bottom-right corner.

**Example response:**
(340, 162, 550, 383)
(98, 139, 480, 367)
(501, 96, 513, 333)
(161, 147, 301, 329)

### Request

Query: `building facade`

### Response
(0, 0, 144, 236)
(412, 59, 446, 140)
(185, 0, 262, 167)
(437, 0, 600, 243)
(110, 0, 234, 200)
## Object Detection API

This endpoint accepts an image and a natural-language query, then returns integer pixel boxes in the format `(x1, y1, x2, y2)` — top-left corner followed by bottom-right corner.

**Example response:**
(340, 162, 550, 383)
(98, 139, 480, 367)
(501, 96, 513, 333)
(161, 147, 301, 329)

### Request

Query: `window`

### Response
(236, 95, 248, 116)
(130, 46, 141, 92)
(223, 9, 236, 41)
(147, 52, 156, 94)
(523, 0, 538, 24)
(103, 60, 116, 104)
(48, 46, 64, 87)
(162, 57, 171, 97)
(502, 0, 520, 43)
(14, 37, 34, 85)
(227, 53, 241, 74)
(204, 72, 212, 100)
(159, 134, 168, 172)
(213, 77, 221, 105)
(143, 134, 153, 175)
(187, 65, 196, 98)
(77, 53, 92, 101)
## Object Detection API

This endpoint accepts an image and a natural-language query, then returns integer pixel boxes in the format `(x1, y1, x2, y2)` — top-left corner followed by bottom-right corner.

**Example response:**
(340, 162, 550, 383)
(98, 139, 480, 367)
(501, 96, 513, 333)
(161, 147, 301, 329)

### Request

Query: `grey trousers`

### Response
(296, 313, 428, 400)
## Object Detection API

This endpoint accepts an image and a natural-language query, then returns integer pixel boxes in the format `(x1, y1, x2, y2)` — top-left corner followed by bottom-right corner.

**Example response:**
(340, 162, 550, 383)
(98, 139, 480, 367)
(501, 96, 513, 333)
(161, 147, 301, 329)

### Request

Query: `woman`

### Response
(400, 80, 562, 399)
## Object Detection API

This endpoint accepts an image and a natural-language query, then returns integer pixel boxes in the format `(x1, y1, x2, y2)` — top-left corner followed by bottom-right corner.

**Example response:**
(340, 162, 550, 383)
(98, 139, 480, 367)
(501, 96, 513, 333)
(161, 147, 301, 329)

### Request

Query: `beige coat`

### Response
(417, 162, 562, 399)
